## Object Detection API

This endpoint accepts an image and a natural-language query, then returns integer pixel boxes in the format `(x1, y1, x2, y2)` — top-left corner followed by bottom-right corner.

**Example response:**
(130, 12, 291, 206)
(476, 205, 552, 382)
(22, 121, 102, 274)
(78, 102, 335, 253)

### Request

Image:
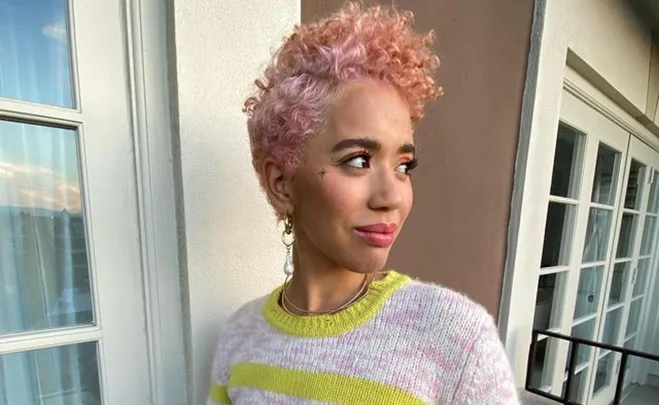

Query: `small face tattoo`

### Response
(318, 168, 327, 179)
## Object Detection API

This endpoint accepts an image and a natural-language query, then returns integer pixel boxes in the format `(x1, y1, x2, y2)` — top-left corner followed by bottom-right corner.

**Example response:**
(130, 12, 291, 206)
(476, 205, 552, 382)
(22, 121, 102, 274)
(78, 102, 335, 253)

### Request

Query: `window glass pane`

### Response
(550, 123, 584, 198)
(624, 338, 635, 371)
(541, 203, 576, 268)
(0, 0, 74, 108)
(626, 299, 643, 337)
(649, 171, 659, 213)
(634, 258, 650, 297)
(573, 266, 604, 319)
(608, 262, 630, 306)
(561, 368, 587, 404)
(0, 120, 92, 335)
(593, 352, 615, 395)
(534, 273, 566, 330)
(591, 143, 620, 205)
(583, 208, 613, 263)
(624, 160, 645, 210)
(570, 319, 596, 366)
(530, 338, 558, 391)
(616, 213, 638, 258)
(640, 216, 657, 256)
(602, 308, 622, 345)
(0, 342, 100, 405)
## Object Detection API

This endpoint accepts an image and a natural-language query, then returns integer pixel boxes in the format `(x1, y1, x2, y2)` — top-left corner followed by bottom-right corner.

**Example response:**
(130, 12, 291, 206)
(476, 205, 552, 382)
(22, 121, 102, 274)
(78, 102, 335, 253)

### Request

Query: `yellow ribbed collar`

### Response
(263, 270, 411, 338)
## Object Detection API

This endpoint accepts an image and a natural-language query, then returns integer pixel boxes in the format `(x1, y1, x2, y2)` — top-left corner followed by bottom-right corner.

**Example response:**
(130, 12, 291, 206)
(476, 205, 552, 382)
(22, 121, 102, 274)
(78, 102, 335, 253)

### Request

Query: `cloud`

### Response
(0, 161, 81, 212)
(42, 20, 67, 44)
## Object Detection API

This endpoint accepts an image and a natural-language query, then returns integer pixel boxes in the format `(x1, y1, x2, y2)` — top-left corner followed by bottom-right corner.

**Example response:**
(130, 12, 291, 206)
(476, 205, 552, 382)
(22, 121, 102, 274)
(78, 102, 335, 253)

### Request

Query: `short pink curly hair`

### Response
(244, 2, 442, 218)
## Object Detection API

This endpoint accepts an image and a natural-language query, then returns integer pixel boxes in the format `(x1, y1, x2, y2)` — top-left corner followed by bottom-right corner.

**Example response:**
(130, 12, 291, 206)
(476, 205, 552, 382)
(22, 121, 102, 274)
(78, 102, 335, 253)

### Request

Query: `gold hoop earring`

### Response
(282, 214, 294, 276)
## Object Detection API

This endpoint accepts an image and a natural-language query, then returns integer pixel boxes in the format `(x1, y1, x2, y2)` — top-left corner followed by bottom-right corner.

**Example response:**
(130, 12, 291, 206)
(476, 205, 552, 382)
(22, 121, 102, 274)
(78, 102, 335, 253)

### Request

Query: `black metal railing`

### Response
(525, 329, 659, 405)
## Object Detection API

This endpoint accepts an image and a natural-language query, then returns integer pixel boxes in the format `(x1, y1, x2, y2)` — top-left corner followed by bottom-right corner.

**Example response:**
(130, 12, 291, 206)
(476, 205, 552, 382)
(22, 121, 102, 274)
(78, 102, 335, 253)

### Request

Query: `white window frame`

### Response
(124, 0, 185, 404)
(1, 0, 184, 404)
(499, 0, 659, 390)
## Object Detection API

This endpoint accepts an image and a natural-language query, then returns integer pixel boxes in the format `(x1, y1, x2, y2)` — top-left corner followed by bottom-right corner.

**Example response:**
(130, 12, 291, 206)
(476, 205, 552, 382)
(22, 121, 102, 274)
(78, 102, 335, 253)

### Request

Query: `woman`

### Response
(207, 3, 520, 404)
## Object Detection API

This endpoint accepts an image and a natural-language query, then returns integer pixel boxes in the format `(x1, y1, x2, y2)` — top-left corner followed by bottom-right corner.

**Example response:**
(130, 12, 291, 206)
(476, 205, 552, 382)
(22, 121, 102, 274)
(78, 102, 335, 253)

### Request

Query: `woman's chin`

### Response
(342, 254, 390, 275)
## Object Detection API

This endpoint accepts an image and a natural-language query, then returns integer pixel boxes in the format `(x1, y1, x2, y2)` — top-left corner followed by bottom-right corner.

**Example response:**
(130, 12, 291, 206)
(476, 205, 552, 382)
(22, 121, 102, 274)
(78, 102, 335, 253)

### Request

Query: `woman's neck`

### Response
(286, 268, 368, 314)
(284, 244, 375, 314)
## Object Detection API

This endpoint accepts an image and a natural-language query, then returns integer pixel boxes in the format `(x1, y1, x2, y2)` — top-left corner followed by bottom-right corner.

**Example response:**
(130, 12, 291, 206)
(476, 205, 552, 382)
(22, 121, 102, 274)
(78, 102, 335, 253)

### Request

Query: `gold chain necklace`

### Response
(281, 273, 371, 316)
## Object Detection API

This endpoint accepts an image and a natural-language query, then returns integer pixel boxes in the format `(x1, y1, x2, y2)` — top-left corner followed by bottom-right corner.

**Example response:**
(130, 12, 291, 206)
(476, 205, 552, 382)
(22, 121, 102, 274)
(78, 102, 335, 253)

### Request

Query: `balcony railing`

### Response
(525, 329, 659, 405)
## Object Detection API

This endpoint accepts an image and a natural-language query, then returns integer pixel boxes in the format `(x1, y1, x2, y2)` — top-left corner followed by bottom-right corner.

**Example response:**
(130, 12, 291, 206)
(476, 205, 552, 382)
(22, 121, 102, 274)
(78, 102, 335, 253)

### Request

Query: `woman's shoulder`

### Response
(223, 293, 270, 329)
(393, 276, 498, 337)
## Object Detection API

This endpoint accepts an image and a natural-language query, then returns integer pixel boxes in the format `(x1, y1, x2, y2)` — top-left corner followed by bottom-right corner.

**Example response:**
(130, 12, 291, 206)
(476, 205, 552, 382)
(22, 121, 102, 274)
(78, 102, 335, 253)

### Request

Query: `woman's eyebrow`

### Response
(331, 138, 415, 155)
(331, 137, 380, 152)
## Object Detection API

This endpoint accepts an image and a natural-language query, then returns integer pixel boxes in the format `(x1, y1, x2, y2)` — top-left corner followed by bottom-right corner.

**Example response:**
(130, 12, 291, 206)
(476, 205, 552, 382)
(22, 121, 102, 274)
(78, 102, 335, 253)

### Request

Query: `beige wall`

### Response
(303, 0, 534, 318)
(568, 0, 652, 113)
(170, 2, 300, 404)
(564, 0, 659, 132)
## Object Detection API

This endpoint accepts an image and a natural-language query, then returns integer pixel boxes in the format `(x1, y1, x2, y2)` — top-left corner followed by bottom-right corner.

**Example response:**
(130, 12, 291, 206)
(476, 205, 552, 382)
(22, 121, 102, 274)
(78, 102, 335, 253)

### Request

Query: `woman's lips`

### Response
(354, 223, 397, 247)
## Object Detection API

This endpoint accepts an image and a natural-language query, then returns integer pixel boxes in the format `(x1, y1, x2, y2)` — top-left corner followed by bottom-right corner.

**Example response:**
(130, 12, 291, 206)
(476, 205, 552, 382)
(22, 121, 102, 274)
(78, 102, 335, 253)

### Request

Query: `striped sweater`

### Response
(207, 271, 520, 404)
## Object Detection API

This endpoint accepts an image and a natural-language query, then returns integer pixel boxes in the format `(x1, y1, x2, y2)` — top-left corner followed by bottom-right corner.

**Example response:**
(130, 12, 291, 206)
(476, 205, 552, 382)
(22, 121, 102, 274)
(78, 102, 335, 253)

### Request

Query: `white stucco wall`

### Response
(171, 2, 300, 404)
(567, 0, 652, 113)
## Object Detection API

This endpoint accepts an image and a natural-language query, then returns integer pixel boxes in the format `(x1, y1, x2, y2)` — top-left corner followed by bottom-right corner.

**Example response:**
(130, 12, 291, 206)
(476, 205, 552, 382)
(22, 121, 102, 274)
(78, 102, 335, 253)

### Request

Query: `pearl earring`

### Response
(282, 214, 294, 276)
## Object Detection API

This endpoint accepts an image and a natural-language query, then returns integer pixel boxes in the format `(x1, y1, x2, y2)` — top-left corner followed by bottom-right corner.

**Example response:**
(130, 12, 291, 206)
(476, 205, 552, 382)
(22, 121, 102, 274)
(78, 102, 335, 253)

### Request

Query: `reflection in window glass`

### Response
(0, 120, 93, 336)
(634, 259, 650, 297)
(570, 319, 596, 366)
(561, 368, 587, 404)
(602, 308, 622, 345)
(624, 338, 636, 371)
(0, 342, 101, 405)
(640, 216, 657, 256)
(593, 353, 614, 395)
(534, 273, 565, 331)
(616, 213, 637, 258)
(530, 338, 558, 391)
(624, 160, 645, 210)
(583, 208, 613, 263)
(626, 299, 642, 337)
(649, 171, 659, 213)
(608, 262, 629, 306)
(591, 143, 620, 205)
(573, 266, 604, 319)
(0, 0, 74, 107)
(550, 123, 584, 199)
(541, 203, 575, 268)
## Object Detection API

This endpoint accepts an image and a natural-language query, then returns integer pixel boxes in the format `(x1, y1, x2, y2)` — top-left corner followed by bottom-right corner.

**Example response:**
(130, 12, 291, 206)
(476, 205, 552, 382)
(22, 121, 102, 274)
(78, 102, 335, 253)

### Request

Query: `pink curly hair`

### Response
(244, 2, 442, 219)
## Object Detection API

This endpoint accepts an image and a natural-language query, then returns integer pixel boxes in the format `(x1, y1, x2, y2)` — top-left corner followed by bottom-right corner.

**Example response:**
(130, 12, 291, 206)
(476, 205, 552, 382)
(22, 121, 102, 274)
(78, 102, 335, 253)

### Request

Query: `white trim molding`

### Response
(124, 0, 186, 404)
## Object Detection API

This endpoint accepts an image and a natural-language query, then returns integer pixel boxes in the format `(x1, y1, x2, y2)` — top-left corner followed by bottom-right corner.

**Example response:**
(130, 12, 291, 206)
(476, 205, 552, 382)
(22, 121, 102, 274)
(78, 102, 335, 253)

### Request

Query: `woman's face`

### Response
(290, 79, 415, 274)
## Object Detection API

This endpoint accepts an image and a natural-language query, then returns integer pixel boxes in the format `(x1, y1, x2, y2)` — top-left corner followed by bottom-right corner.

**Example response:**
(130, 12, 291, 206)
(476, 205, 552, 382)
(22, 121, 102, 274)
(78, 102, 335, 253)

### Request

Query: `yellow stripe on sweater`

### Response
(229, 362, 427, 405)
(208, 380, 231, 404)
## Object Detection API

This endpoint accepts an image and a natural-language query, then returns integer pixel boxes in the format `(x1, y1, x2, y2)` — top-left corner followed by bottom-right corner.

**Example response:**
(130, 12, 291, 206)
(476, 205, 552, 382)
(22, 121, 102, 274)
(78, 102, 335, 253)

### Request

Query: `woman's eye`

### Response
(396, 159, 418, 175)
(345, 155, 370, 169)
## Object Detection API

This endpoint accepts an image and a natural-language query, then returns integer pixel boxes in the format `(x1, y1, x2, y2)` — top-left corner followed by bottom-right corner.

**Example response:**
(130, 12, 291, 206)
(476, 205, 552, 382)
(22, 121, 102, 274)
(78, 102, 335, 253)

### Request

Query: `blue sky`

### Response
(0, 0, 73, 107)
(0, 0, 80, 212)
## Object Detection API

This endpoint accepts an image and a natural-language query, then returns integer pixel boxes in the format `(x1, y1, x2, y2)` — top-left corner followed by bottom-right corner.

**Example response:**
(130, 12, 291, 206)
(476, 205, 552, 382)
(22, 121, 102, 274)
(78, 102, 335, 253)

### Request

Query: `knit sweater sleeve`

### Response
(205, 297, 264, 405)
(449, 312, 520, 405)
(206, 331, 232, 405)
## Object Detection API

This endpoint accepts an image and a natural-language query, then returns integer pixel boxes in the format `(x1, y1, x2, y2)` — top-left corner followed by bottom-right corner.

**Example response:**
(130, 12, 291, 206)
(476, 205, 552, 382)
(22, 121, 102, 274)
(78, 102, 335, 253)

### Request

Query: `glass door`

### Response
(530, 89, 631, 402)
(0, 1, 151, 404)
(588, 137, 659, 405)
(530, 89, 659, 404)
(558, 91, 630, 404)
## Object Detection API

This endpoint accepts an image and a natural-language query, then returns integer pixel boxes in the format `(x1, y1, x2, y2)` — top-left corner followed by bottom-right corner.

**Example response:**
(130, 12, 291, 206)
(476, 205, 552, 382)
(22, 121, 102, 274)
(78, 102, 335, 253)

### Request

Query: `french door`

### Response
(531, 90, 659, 404)
(587, 135, 659, 405)
(0, 1, 151, 404)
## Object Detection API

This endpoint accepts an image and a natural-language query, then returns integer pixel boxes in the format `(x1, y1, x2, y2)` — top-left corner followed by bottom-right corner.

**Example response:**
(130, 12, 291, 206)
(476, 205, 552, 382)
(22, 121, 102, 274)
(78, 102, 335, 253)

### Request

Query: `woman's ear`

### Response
(262, 157, 295, 215)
